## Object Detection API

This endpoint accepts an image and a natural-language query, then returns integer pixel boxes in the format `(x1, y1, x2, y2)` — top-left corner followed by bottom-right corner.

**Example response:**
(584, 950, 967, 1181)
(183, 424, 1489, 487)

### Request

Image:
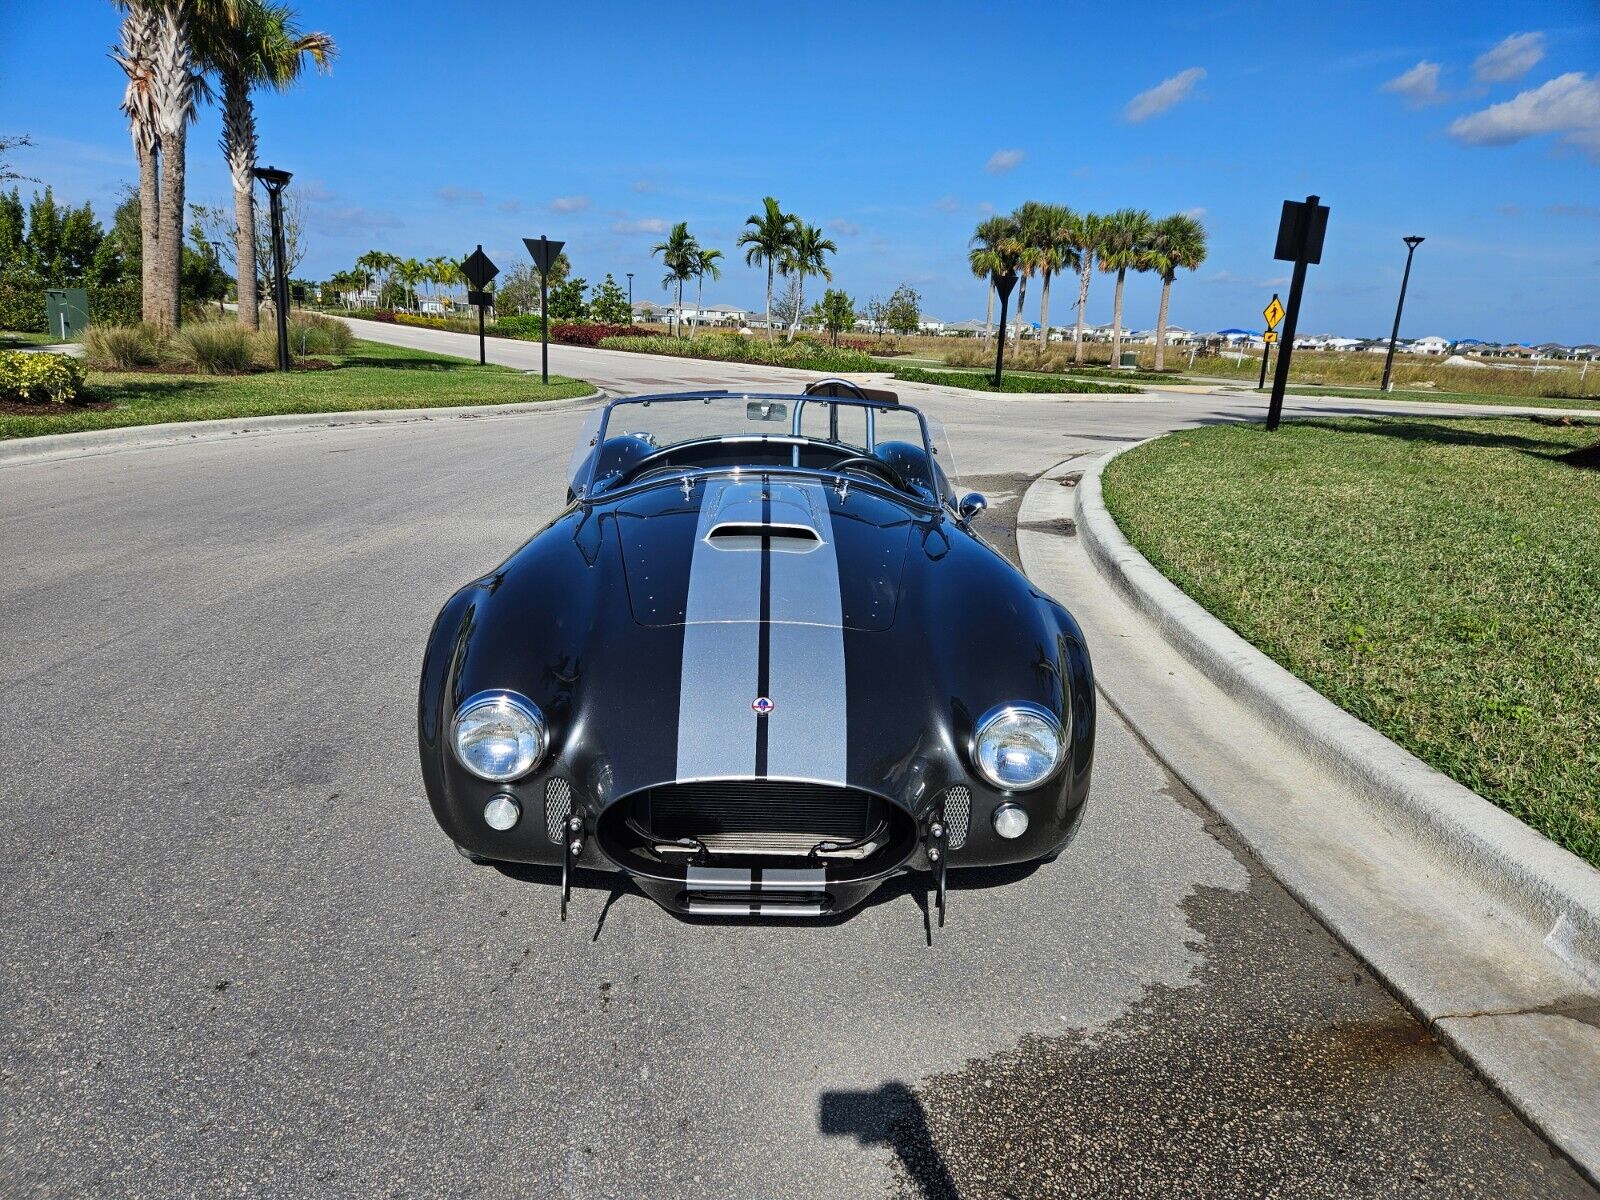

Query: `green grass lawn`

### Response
(1233, 383, 1600, 413)
(893, 366, 1143, 395)
(1103, 416, 1600, 867)
(0, 338, 592, 440)
(1, 330, 59, 349)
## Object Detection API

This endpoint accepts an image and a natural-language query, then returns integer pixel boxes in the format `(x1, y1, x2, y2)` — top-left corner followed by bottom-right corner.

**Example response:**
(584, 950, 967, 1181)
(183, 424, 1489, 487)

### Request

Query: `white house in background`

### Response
(635, 301, 753, 328)
(917, 317, 947, 334)
(1410, 335, 1450, 355)
(943, 319, 988, 337)
(1323, 336, 1362, 351)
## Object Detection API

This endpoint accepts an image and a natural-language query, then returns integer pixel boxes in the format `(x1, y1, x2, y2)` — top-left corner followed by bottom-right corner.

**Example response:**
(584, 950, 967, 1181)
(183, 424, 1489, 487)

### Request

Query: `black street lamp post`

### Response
(252, 165, 293, 372)
(1381, 235, 1425, 393)
(626, 272, 634, 311)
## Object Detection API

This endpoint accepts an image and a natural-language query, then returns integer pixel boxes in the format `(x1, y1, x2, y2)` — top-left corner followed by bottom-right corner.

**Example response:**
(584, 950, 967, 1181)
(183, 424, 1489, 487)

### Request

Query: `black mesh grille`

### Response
(640, 781, 876, 842)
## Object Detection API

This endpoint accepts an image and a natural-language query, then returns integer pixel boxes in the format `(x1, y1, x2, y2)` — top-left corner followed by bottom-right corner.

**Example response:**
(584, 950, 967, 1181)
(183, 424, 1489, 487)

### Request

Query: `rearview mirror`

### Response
(746, 401, 788, 422)
(958, 492, 988, 522)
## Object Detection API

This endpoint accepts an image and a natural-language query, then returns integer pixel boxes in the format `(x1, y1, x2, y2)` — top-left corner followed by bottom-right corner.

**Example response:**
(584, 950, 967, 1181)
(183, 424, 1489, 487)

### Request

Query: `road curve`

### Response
(1, 338, 1590, 1197)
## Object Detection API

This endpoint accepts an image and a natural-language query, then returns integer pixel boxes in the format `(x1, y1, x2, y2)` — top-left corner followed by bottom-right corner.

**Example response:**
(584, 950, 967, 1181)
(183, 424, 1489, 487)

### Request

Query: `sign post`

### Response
(460, 245, 499, 366)
(1266, 195, 1329, 431)
(524, 235, 566, 384)
(1258, 293, 1283, 389)
(991, 270, 1018, 387)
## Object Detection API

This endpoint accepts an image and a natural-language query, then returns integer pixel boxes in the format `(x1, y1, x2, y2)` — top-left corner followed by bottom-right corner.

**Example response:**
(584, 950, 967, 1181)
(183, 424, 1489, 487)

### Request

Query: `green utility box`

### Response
(45, 288, 90, 341)
(1119, 351, 1138, 368)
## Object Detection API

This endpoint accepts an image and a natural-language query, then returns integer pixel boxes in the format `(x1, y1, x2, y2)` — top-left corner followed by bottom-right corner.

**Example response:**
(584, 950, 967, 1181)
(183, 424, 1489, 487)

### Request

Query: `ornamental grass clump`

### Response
(172, 320, 258, 374)
(0, 350, 88, 404)
(285, 312, 354, 355)
(83, 322, 164, 370)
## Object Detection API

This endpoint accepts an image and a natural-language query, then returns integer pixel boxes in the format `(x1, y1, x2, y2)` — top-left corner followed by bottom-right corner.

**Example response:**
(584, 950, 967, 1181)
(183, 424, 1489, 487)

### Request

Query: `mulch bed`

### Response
(0, 398, 115, 415)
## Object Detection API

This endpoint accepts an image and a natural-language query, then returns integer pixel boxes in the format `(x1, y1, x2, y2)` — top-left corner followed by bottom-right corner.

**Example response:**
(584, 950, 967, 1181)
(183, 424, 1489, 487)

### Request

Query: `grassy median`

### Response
(0, 338, 591, 439)
(1102, 416, 1600, 867)
(893, 366, 1143, 395)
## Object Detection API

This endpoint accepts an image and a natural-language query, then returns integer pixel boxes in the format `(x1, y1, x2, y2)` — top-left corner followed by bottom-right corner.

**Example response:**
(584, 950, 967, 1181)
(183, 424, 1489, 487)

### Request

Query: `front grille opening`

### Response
(598, 781, 917, 881)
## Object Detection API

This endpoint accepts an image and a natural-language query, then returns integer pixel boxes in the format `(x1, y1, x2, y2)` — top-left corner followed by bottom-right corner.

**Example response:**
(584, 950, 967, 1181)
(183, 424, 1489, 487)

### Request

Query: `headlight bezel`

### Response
(970, 701, 1067, 792)
(450, 690, 548, 783)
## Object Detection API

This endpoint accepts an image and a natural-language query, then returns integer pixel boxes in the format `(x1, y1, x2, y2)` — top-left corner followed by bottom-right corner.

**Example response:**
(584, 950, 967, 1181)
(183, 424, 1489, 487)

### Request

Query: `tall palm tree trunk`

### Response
(764, 264, 775, 345)
(676, 278, 685, 337)
(983, 282, 994, 342)
(221, 71, 259, 329)
(1012, 276, 1028, 345)
(1110, 268, 1127, 366)
(1073, 259, 1092, 364)
(1038, 270, 1052, 351)
(692, 274, 703, 340)
(151, 3, 195, 331)
(1154, 273, 1173, 372)
(138, 145, 161, 323)
(788, 275, 805, 343)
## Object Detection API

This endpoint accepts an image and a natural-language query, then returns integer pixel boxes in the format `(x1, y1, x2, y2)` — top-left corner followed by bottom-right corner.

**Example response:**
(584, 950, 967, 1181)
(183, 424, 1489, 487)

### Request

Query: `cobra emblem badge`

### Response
(752, 696, 775, 715)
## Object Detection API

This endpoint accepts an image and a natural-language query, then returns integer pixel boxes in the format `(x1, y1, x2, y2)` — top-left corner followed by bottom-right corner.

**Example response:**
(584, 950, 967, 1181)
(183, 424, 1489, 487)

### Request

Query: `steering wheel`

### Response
(829, 453, 910, 492)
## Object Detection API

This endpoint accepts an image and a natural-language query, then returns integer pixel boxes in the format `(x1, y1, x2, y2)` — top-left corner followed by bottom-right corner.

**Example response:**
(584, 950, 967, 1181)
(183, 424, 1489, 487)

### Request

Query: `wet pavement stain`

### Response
(857, 809, 1595, 1200)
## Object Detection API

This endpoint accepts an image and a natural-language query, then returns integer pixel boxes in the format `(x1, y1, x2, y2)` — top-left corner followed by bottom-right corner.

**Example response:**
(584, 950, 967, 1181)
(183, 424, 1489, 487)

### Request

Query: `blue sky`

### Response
(3, 0, 1598, 342)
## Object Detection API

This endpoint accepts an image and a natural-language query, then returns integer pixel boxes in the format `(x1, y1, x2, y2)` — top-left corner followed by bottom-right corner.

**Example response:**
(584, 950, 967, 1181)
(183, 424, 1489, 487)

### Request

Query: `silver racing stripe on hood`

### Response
(674, 478, 849, 785)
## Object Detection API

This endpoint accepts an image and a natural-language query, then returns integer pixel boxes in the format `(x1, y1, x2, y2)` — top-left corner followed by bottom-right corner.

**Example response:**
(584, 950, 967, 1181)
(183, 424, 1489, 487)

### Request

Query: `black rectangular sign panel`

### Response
(1275, 199, 1329, 264)
(467, 289, 493, 307)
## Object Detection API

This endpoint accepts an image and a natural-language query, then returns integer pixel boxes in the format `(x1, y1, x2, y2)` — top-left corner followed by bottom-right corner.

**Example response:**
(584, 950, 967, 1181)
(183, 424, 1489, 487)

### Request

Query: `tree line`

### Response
(113, 0, 335, 331)
(969, 205, 1207, 370)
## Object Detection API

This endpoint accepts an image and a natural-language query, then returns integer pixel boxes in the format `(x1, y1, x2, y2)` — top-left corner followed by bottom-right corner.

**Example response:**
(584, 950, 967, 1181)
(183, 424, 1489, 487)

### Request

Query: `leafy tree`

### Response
(651, 221, 697, 337)
(863, 294, 889, 339)
(0, 188, 28, 270)
(737, 195, 798, 344)
(590, 273, 630, 324)
(547, 276, 589, 321)
(777, 222, 836, 342)
(969, 214, 1021, 342)
(771, 277, 803, 330)
(690, 247, 722, 340)
(813, 287, 855, 347)
(1144, 213, 1208, 370)
(496, 252, 569, 315)
(90, 191, 142, 288)
(0, 133, 36, 184)
(885, 284, 922, 335)
(1097, 208, 1154, 365)
(192, 0, 335, 329)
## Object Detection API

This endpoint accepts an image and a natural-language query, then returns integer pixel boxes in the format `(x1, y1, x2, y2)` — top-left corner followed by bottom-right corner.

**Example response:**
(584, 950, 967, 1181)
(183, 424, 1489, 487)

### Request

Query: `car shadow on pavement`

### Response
(818, 1082, 959, 1200)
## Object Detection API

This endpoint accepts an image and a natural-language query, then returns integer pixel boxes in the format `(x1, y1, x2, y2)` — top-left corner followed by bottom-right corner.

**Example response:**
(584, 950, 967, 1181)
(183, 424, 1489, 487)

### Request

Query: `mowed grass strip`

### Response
(893, 366, 1142, 395)
(0, 338, 591, 440)
(1102, 416, 1600, 867)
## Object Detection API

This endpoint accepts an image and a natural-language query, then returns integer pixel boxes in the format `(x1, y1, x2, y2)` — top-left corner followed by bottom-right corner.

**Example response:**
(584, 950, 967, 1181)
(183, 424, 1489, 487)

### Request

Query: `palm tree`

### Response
(193, 0, 335, 329)
(396, 256, 425, 310)
(737, 196, 797, 344)
(355, 249, 394, 306)
(112, 3, 161, 323)
(968, 215, 1016, 343)
(778, 223, 836, 342)
(1068, 211, 1103, 364)
(1019, 201, 1077, 350)
(1008, 202, 1046, 345)
(150, 3, 206, 330)
(1097, 208, 1154, 367)
(651, 222, 697, 337)
(1145, 213, 1208, 371)
(690, 247, 723, 340)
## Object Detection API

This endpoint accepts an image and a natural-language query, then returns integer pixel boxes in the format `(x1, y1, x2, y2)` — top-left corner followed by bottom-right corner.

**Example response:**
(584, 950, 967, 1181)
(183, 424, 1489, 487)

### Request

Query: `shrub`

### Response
(286, 312, 354, 355)
(552, 322, 653, 347)
(370, 309, 398, 323)
(596, 334, 880, 373)
(892, 366, 1142, 395)
(83, 322, 164, 369)
(0, 275, 48, 332)
(0, 350, 87, 403)
(172, 320, 258, 373)
(493, 314, 547, 339)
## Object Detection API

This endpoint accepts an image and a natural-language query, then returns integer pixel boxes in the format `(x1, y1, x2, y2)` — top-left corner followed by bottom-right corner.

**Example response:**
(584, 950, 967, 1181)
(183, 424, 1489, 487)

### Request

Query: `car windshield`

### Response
(568, 392, 956, 506)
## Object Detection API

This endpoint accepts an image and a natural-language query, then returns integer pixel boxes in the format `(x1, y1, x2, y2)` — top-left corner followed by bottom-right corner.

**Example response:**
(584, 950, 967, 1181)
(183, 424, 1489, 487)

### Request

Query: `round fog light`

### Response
(483, 794, 521, 831)
(992, 803, 1029, 839)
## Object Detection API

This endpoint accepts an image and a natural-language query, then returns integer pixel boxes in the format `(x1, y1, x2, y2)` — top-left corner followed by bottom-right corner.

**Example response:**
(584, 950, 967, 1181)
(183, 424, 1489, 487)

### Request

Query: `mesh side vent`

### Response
(944, 786, 971, 849)
(545, 778, 572, 843)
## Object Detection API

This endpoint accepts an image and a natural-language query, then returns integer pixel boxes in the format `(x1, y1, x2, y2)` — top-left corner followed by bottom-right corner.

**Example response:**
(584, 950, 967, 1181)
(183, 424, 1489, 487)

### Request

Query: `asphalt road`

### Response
(2, 337, 1591, 1198)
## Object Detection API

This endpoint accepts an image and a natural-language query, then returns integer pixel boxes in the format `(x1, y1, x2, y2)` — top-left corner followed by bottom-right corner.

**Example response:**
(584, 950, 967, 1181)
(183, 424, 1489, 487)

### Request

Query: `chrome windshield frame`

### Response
(575, 390, 945, 506)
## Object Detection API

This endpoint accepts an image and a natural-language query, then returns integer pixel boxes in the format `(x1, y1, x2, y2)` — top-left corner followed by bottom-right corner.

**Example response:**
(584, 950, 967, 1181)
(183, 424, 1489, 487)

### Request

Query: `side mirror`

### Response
(957, 492, 987, 522)
(746, 400, 788, 422)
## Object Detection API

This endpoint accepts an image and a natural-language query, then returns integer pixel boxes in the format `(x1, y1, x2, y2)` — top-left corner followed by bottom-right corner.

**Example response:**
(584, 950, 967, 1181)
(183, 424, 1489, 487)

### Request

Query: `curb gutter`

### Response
(1073, 444, 1600, 988)
(0, 388, 606, 468)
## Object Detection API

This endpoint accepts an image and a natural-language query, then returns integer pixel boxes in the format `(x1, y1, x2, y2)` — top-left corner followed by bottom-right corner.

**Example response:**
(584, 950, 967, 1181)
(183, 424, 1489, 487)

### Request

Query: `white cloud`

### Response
(436, 185, 484, 205)
(497, 198, 521, 214)
(1447, 72, 1600, 158)
(1124, 67, 1206, 122)
(1474, 32, 1545, 84)
(612, 218, 669, 234)
(1381, 61, 1443, 105)
(932, 195, 962, 214)
(985, 149, 1023, 173)
(630, 179, 657, 193)
(826, 218, 861, 236)
(1547, 203, 1600, 219)
(1199, 270, 1290, 288)
(548, 195, 591, 213)
(1183, 207, 1207, 220)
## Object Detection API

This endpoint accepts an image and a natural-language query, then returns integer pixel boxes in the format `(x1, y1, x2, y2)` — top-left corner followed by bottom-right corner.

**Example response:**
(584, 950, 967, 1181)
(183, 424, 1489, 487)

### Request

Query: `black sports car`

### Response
(418, 380, 1094, 922)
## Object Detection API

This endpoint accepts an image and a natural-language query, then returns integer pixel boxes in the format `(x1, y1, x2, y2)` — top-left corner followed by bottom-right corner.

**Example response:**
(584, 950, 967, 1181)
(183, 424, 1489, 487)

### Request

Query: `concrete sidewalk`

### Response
(1018, 453, 1600, 1185)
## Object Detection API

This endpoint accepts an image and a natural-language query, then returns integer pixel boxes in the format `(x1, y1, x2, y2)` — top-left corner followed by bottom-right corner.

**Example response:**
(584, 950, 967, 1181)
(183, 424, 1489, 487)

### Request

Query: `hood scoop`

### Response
(706, 520, 822, 553)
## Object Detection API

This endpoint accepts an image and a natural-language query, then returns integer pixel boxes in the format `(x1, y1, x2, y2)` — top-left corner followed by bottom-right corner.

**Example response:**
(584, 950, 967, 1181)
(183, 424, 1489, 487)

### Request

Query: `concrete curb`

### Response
(0, 388, 606, 468)
(1072, 442, 1600, 987)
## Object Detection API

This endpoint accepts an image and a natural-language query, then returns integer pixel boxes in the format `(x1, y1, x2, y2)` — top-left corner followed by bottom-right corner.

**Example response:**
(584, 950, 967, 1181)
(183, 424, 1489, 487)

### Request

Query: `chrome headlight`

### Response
(972, 703, 1065, 791)
(451, 691, 547, 782)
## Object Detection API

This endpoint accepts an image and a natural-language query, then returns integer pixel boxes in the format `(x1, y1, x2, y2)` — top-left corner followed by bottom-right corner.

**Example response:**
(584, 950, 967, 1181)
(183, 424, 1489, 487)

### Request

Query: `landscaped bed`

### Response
(1102, 416, 1600, 867)
(1240, 383, 1600, 413)
(0, 338, 591, 440)
(893, 366, 1143, 395)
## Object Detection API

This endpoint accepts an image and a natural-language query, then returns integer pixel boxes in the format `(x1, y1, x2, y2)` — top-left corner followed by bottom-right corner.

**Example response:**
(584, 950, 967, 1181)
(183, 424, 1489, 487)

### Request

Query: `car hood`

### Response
(611, 476, 914, 632)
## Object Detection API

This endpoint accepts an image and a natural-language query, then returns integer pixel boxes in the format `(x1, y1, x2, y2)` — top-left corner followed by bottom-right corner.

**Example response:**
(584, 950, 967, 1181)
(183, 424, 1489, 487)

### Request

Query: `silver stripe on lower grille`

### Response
(685, 865, 753, 891)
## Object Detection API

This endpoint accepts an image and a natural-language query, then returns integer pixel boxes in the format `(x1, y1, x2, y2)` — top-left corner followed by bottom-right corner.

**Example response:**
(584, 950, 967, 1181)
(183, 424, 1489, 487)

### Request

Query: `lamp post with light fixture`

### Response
(252, 165, 293, 371)
(1381, 235, 1424, 393)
